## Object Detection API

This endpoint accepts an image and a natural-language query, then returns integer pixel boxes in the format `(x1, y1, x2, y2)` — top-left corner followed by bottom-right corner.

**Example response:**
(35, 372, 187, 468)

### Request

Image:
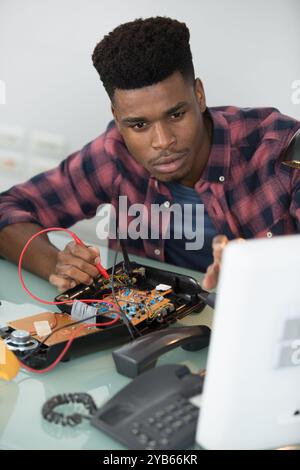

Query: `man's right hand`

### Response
(49, 241, 101, 292)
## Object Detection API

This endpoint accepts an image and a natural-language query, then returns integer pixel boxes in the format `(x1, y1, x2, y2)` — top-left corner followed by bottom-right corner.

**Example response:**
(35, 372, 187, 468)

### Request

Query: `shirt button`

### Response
(219, 176, 225, 182)
(266, 231, 273, 238)
(154, 249, 161, 256)
(164, 201, 170, 208)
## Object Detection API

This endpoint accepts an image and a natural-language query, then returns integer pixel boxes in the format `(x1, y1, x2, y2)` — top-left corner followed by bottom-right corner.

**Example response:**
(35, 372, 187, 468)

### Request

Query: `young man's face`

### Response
(112, 71, 211, 187)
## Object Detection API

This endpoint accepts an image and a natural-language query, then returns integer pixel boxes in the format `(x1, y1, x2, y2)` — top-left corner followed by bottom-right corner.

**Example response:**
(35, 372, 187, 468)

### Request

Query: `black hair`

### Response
(92, 16, 195, 100)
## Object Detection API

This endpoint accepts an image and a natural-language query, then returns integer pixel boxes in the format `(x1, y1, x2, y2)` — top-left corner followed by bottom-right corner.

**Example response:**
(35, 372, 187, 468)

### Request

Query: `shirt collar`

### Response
(198, 107, 231, 184)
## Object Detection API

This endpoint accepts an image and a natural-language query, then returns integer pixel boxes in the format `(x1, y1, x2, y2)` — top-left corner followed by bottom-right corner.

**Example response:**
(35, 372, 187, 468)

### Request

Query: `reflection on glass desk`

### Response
(0, 250, 212, 450)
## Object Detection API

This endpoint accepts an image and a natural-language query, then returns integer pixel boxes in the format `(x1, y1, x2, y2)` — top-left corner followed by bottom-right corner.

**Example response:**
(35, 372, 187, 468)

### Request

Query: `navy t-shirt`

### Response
(164, 182, 218, 272)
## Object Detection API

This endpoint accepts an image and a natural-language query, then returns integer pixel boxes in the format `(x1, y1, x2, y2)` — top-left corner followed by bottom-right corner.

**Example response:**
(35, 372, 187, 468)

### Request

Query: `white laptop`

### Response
(196, 234, 300, 450)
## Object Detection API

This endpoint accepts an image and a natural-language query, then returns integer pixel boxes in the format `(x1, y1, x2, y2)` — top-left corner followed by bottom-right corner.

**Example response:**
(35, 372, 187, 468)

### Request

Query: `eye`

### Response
(131, 122, 147, 130)
(170, 111, 186, 120)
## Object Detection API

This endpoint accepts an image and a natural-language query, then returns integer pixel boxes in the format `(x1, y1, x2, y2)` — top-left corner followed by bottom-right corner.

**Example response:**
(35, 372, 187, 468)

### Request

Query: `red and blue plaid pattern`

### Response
(0, 106, 299, 261)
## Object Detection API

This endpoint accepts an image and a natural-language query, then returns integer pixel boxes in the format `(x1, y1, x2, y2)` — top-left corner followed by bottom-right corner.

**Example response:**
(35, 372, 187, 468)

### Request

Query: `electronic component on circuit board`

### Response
(1, 259, 208, 370)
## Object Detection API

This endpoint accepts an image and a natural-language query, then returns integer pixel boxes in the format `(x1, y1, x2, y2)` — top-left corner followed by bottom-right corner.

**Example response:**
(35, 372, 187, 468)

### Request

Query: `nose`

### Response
(151, 122, 176, 151)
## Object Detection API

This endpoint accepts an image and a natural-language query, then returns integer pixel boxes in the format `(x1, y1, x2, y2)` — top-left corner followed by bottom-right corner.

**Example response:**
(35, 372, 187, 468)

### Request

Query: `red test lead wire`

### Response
(17, 226, 121, 374)
(72, 233, 110, 279)
(18, 227, 111, 305)
(20, 318, 119, 374)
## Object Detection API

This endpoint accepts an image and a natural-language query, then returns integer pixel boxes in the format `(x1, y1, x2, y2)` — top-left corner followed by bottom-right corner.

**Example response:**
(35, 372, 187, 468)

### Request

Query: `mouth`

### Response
(153, 151, 188, 174)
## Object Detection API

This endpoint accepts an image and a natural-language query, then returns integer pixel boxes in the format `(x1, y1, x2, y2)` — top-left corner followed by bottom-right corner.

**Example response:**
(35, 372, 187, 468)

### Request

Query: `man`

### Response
(0, 17, 299, 292)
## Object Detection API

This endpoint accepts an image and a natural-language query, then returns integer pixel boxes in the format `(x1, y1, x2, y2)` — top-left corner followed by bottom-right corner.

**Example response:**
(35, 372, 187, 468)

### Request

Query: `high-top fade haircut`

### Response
(92, 16, 195, 101)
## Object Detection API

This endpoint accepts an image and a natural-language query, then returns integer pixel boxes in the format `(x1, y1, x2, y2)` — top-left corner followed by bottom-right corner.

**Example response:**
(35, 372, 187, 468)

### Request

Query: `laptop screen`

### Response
(196, 234, 300, 449)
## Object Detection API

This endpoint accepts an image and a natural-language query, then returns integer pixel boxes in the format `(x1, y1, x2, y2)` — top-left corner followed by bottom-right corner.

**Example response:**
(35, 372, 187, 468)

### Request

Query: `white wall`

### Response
(0, 0, 299, 155)
(0, 0, 299, 242)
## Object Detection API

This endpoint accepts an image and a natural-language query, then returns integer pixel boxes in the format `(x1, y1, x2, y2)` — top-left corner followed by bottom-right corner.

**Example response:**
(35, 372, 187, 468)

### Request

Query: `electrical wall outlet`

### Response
(29, 130, 67, 160)
(0, 125, 25, 151)
(27, 156, 58, 177)
(0, 150, 25, 173)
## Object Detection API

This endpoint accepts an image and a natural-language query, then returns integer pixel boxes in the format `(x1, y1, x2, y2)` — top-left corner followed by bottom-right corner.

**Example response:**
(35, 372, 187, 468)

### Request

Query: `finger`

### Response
(202, 262, 220, 291)
(55, 263, 94, 285)
(88, 246, 100, 257)
(66, 241, 100, 264)
(212, 234, 228, 252)
(212, 235, 229, 263)
(49, 274, 77, 292)
(56, 251, 100, 279)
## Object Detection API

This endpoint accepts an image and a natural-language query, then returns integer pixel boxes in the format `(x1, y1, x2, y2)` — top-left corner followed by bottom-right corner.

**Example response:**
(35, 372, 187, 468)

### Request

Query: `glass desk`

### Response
(0, 251, 212, 450)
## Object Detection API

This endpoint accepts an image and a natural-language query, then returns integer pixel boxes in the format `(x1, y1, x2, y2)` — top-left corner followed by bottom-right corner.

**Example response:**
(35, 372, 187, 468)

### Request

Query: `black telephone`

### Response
(113, 325, 211, 378)
(91, 364, 204, 450)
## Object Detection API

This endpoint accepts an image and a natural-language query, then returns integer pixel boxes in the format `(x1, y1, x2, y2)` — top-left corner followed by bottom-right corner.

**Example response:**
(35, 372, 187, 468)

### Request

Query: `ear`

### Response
(194, 78, 206, 113)
(111, 104, 121, 132)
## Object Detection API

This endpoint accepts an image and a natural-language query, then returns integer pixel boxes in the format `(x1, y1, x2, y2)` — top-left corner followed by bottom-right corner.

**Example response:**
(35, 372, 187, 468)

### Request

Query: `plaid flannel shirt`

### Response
(0, 106, 300, 262)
